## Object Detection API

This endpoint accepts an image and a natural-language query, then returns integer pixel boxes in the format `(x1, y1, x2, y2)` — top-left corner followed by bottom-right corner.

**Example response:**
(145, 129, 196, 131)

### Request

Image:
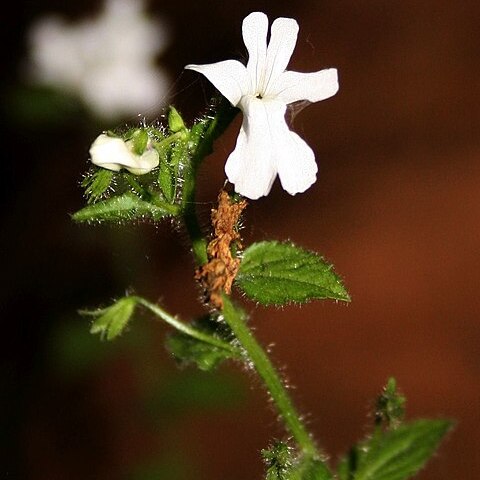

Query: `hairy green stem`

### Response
(182, 98, 321, 459)
(181, 98, 239, 266)
(181, 166, 208, 265)
(222, 295, 319, 458)
(136, 296, 239, 355)
(125, 174, 151, 200)
(155, 130, 186, 150)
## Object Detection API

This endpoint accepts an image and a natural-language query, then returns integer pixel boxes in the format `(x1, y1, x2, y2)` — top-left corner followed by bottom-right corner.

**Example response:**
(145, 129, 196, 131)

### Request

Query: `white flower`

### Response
(89, 133, 159, 175)
(185, 12, 338, 199)
(28, 0, 170, 119)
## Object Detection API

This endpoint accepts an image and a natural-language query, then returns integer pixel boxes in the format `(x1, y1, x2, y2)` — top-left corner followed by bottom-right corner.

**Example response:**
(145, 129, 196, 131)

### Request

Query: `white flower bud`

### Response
(89, 133, 159, 175)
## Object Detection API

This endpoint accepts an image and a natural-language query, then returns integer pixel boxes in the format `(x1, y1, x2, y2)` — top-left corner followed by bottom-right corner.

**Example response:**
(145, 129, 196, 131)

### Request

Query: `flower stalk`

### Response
(221, 294, 320, 459)
(181, 98, 239, 266)
(182, 102, 322, 460)
(136, 296, 239, 355)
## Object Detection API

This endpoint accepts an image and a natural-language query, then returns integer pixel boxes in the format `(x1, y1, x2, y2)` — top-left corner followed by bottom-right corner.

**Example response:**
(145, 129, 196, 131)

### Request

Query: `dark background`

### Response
(2, 1, 480, 479)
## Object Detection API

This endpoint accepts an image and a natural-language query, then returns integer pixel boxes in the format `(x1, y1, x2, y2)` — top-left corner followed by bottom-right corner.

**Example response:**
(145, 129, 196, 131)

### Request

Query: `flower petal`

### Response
(270, 115, 318, 195)
(185, 60, 249, 106)
(90, 134, 132, 171)
(271, 68, 339, 104)
(89, 134, 159, 175)
(225, 97, 277, 199)
(124, 143, 159, 175)
(263, 17, 299, 95)
(243, 12, 268, 93)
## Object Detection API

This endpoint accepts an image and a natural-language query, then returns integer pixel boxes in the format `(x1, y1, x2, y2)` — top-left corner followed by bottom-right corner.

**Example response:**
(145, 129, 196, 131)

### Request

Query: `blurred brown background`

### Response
(2, 0, 479, 479)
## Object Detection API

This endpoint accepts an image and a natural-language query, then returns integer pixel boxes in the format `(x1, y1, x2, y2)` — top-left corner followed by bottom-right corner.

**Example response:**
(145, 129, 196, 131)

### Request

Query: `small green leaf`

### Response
(261, 442, 333, 480)
(354, 419, 453, 480)
(165, 316, 236, 371)
(71, 192, 179, 223)
(166, 334, 233, 371)
(82, 296, 138, 340)
(262, 441, 294, 480)
(168, 106, 186, 133)
(236, 241, 350, 306)
(375, 377, 406, 430)
(81, 168, 114, 203)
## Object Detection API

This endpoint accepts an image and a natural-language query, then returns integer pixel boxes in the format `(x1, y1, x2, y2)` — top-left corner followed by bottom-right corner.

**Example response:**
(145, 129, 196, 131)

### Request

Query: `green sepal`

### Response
(165, 316, 236, 371)
(81, 296, 138, 340)
(157, 148, 175, 203)
(170, 139, 188, 190)
(81, 168, 114, 204)
(71, 191, 179, 223)
(339, 420, 453, 480)
(168, 106, 186, 133)
(236, 241, 350, 306)
(188, 118, 209, 149)
(130, 128, 149, 155)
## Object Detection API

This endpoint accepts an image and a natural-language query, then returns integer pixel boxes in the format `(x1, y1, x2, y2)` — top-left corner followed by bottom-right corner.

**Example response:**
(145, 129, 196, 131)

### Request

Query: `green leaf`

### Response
(261, 442, 333, 480)
(236, 241, 350, 306)
(71, 192, 179, 223)
(375, 377, 406, 430)
(82, 296, 138, 340)
(262, 441, 294, 480)
(354, 419, 453, 480)
(81, 168, 114, 203)
(165, 316, 236, 371)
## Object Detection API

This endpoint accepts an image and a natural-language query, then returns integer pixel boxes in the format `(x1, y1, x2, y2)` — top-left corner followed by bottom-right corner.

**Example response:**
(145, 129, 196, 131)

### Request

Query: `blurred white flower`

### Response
(89, 133, 159, 175)
(186, 12, 338, 199)
(28, 0, 170, 119)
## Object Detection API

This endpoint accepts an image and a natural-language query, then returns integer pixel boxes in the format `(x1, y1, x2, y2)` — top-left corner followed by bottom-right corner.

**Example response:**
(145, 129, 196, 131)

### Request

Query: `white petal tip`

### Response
(284, 176, 317, 196)
(232, 184, 269, 200)
(243, 11, 268, 23)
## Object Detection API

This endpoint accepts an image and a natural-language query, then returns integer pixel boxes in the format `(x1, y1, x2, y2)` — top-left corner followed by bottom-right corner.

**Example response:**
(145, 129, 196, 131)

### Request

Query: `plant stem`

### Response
(125, 173, 152, 200)
(221, 295, 319, 458)
(181, 98, 239, 266)
(136, 296, 239, 355)
(181, 165, 208, 265)
(154, 130, 186, 150)
(182, 99, 321, 459)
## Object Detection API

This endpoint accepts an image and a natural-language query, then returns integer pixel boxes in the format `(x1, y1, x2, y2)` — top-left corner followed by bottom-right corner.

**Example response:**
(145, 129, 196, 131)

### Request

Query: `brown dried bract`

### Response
(195, 190, 247, 309)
